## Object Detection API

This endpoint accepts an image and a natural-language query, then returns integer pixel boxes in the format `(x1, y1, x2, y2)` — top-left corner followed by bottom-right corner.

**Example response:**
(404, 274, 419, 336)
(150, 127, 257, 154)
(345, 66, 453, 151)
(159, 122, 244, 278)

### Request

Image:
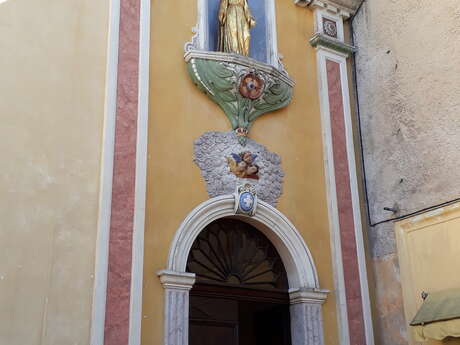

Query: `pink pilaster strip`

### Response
(104, 0, 140, 344)
(326, 60, 366, 345)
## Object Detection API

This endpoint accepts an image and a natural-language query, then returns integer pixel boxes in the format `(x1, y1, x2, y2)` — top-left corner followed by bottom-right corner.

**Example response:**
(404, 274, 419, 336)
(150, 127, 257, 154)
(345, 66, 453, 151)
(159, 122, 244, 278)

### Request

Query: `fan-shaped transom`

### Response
(187, 218, 289, 291)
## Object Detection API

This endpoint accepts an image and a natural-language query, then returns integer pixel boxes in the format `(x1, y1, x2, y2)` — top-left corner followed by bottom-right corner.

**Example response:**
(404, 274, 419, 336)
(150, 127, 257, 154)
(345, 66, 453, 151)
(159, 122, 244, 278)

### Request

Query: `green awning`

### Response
(411, 288, 460, 326)
(411, 289, 460, 341)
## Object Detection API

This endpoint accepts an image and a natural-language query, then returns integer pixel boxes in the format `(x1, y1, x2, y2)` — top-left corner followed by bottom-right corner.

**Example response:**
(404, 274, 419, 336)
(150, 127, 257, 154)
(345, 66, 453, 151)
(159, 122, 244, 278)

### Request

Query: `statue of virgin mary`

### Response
(218, 0, 256, 56)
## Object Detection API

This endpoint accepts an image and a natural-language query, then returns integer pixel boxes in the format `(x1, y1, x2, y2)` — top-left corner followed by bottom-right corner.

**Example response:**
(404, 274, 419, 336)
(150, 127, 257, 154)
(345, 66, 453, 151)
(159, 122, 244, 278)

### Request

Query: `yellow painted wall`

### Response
(142, 0, 339, 344)
(396, 203, 460, 345)
(0, 0, 109, 344)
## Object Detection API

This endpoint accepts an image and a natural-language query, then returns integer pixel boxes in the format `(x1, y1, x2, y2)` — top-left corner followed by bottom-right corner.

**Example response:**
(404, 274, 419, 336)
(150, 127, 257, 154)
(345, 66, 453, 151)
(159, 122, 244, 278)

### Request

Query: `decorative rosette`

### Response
(239, 73, 264, 100)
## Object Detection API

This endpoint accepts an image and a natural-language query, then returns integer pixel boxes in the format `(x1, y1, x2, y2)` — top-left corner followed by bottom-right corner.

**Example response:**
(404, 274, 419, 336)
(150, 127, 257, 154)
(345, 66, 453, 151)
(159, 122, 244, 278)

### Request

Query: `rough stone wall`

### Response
(354, 0, 460, 227)
(352, 1, 460, 344)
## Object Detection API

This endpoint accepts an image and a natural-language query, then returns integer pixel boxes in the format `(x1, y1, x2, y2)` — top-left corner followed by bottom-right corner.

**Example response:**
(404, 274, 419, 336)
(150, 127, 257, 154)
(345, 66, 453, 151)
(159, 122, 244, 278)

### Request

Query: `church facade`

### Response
(1, 1, 460, 345)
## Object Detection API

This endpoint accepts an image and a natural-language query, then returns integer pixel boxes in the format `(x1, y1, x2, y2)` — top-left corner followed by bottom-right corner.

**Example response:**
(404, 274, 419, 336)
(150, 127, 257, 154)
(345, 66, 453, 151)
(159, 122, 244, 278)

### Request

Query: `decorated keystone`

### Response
(234, 183, 258, 216)
(185, 50, 294, 145)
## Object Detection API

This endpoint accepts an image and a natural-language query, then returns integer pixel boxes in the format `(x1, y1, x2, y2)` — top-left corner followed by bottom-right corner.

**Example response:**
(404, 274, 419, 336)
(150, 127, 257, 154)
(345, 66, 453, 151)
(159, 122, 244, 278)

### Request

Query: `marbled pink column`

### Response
(104, 0, 140, 344)
(326, 60, 366, 345)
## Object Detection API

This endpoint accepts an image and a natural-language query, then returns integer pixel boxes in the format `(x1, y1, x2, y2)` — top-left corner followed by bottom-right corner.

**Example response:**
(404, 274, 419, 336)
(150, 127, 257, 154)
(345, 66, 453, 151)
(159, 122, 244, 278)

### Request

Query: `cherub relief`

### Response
(227, 151, 260, 179)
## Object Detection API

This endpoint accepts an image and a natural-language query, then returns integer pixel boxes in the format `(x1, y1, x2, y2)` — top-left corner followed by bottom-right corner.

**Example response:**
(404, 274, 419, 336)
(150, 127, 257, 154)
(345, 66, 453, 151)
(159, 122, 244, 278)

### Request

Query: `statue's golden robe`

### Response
(218, 0, 255, 56)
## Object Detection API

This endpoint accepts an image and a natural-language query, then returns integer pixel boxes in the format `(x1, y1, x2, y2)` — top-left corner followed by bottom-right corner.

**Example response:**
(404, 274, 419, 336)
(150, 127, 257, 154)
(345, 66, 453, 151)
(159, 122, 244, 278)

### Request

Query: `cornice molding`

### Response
(289, 288, 330, 305)
(294, 0, 312, 8)
(295, 0, 362, 17)
(309, 33, 356, 56)
(157, 270, 196, 290)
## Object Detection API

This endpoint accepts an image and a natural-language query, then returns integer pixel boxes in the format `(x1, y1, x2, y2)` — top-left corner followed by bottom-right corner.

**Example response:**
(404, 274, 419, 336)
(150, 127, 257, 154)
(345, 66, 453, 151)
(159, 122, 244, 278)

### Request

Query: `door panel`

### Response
(190, 296, 239, 345)
(188, 220, 291, 345)
(189, 295, 291, 345)
(190, 321, 238, 345)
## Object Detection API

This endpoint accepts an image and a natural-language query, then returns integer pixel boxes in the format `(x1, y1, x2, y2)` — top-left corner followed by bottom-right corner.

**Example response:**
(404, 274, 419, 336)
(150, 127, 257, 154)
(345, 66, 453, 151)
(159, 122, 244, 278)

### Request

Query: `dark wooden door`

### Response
(238, 299, 291, 345)
(189, 290, 291, 345)
(187, 219, 291, 345)
(190, 296, 239, 345)
(253, 303, 291, 345)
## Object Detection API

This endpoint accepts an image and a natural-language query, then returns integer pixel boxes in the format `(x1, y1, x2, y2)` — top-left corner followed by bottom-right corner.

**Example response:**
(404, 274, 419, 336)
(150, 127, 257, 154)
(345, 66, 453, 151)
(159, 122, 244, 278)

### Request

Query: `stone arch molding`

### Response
(167, 195, 318, 289)
(158, 195, 329, 345)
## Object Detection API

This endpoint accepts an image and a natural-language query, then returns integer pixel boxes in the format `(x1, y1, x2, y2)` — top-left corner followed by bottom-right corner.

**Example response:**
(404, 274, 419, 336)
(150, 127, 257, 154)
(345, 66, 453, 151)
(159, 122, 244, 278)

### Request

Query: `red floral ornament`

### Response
(239, 73, 264, 100)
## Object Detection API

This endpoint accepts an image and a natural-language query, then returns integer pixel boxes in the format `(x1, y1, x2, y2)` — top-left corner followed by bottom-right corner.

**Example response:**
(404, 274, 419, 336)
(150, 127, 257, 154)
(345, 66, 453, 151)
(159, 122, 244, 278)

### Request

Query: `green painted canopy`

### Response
(185, 50, 294, 145)
(411, 288, 460, 326)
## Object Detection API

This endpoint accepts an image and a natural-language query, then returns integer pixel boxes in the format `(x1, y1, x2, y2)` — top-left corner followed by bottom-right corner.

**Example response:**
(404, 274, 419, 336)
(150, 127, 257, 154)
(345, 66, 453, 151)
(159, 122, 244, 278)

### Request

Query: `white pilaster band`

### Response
(158, 270, 196, 345)
(289, 288, 328, 345)
(309, 3, 374, 344)
(290, 302, 325, 345)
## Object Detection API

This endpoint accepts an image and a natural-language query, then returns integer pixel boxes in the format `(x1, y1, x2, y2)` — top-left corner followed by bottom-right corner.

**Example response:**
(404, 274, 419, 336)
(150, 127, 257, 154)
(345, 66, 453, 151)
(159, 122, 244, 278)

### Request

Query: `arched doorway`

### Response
(187, 218, 291, 345)
(158, 195, 329, 345)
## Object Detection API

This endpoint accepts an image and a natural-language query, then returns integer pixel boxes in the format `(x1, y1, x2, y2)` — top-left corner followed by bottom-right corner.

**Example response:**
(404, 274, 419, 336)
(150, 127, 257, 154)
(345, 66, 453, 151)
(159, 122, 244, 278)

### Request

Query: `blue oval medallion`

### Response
(239, 192, 254, 212)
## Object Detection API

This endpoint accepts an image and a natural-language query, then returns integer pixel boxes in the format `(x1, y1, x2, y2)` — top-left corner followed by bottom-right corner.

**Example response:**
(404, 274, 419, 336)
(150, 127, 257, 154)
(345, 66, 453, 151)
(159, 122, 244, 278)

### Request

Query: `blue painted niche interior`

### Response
(207, 0, 268, 63)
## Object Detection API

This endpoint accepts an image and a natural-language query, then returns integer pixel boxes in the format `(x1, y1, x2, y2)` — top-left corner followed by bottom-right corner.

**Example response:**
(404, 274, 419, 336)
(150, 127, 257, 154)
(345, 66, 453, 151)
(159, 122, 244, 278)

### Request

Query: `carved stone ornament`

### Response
(322, 18, 338, 38)
(234, 183, 258, 216)
(185, 50, 294, 145)
(194, 131, 284, 206)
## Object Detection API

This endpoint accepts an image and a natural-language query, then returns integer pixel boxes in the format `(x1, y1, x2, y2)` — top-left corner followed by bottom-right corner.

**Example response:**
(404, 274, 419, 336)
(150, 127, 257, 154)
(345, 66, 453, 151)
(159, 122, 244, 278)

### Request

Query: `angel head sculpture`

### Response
(227, 152, 259, 179)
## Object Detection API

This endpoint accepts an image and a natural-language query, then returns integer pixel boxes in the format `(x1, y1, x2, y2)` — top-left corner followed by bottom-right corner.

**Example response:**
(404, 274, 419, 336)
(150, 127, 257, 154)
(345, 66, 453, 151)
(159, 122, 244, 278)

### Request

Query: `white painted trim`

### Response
(90, 0, 121, 344)
(315, 48, 351, 345)
(314, 45, 375, 345)
(265, 0, 279, 66)
(338, 52, 375, 345)
(166, 195, 320, 290)
(128, 0, 150, 343)
(197, 0, 208, 50)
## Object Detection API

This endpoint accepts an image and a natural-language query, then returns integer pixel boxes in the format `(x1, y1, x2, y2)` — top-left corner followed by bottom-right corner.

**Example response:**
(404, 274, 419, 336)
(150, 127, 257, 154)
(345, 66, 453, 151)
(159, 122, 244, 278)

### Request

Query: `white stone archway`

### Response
(158, 195, 329, 345)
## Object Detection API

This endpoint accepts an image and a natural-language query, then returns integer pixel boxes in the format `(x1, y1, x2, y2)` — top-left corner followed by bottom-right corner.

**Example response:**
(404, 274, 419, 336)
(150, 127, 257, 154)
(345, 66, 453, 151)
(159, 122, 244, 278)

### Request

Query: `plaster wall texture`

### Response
(142, 1, 340, 344)
(353, 0, 460, 234)
(0, 1, 109, 344)
(352, 1, 460, 344)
